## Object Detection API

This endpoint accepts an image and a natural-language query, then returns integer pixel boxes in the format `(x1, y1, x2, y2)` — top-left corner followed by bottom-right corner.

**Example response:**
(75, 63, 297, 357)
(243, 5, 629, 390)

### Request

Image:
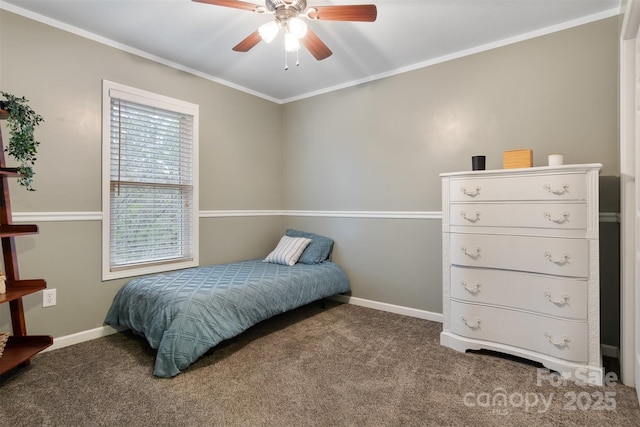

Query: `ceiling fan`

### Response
(193, 0, 377, 66)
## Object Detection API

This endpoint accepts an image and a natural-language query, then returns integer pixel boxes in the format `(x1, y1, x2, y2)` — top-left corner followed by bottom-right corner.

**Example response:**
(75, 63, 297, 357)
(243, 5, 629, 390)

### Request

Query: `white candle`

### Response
(548, 154, 563, 166)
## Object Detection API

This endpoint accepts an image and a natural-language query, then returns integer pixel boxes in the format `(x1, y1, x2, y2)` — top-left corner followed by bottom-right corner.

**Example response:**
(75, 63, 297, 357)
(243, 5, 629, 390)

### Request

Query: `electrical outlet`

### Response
(43, 289, 56, 307)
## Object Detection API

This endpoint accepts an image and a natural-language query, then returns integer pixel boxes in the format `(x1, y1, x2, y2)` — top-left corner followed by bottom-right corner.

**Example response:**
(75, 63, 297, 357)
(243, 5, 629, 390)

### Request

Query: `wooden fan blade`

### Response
(300, 28, 332, 60)
(232, 30, 262, 52)
(308, 5, 377, 22)
(192, 0, 260, 12)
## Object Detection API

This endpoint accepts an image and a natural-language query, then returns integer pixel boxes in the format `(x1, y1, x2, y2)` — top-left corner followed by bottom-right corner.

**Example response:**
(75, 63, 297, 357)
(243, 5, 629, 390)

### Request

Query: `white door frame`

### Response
(620, 0, 640, 399)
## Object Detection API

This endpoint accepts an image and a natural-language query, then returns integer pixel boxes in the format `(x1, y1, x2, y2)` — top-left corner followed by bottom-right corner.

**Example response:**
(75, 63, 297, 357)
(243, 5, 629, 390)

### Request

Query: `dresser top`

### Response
(440, 163, 602, 178)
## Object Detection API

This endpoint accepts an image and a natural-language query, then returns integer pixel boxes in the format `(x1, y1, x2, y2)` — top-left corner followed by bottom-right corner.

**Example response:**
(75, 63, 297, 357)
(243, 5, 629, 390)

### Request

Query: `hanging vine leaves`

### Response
(0, 91, 44, 191)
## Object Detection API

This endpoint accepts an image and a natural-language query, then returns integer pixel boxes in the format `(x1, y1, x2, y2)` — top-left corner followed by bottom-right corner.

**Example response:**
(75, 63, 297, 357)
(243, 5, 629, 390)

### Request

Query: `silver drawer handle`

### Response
(460, 186, 481, 197)
(544, 331, 570, 347)
(544, 291, 570, 306)
(544, 251, 570, 265)
(543, 212, 570, 224)
(543, 183, 570, 195)
(460, 211, 481, 223)
(461, 281, 481, 294)
(461, 316, 481, 329)
(461, 246, 481, 259)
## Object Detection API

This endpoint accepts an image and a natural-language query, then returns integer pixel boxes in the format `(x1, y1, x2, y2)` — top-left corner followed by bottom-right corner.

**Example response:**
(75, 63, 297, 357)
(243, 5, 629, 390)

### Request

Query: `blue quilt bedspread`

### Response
(105, 259, 350, 377)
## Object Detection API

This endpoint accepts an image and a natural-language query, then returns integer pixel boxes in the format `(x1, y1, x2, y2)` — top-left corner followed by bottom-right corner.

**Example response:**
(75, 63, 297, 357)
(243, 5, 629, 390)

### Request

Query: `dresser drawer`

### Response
(449, 173, 587, 202)
(450, 266, 587, 320)
(450, 203, 587, 230)
(449, 233, 588, 277)
(450, 300, 588, 362)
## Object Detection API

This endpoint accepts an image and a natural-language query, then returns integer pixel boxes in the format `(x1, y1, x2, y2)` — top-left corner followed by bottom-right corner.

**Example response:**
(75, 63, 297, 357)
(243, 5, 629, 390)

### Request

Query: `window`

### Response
(102, 80, 199, 280)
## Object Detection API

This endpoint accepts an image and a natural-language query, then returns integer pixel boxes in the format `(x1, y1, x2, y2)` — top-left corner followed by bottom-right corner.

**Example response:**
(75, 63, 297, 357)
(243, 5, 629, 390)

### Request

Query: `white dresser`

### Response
(440, 164, 603, 385)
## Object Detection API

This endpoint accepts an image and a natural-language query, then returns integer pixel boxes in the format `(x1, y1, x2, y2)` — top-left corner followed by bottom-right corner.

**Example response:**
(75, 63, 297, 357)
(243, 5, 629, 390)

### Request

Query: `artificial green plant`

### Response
(0, 91, 44, 191)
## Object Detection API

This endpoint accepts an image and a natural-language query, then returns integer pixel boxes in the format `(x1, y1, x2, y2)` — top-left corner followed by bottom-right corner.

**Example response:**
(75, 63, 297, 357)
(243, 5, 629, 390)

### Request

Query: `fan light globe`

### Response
(258, 21, 280, 43)
(288, 18, 307, 39)
(284, 31, 301, 52)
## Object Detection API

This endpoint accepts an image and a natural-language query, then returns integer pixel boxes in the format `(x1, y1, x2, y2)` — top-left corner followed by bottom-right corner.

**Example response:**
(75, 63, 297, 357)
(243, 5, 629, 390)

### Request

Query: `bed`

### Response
(105, 230, 350, 378)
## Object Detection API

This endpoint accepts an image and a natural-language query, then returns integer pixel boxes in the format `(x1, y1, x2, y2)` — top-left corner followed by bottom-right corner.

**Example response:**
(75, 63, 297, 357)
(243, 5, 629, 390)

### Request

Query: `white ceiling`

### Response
(0, 0, 622, 103)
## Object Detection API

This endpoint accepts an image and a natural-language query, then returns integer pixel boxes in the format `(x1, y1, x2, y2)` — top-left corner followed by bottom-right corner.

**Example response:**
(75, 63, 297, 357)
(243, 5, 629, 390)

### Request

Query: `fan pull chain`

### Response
(284, 50, 301, 70)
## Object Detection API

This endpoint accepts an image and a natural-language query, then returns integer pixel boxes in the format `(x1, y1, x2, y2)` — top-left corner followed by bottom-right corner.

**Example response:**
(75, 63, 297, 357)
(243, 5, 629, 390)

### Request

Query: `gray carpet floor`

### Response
(1, 301, 639, 426)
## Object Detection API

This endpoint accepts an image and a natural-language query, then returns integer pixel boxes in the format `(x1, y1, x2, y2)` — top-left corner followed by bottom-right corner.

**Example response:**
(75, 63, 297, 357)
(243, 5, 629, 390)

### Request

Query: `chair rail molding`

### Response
(12, 210, 620, 222)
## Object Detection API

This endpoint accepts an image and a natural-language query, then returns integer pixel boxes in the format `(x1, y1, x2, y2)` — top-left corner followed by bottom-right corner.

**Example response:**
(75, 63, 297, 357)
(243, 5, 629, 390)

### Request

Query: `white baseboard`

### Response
(42, 302, 614, 362)
(42, 297, 442, 352)
(43, 324, 127, 353)
(330, 294, 444, 323)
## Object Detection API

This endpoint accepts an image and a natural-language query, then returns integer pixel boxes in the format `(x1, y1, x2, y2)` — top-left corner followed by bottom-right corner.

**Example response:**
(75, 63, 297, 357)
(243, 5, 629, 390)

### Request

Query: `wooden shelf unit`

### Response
(0, 111, 52, 375)
(0, 280, 47, 305)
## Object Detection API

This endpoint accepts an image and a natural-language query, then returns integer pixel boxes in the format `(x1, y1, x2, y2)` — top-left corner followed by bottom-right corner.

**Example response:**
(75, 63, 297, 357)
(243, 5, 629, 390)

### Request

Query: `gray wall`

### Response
(0, 10, 621, 347)
(281, 17, 620, 339)
(0, 11, 283, 337)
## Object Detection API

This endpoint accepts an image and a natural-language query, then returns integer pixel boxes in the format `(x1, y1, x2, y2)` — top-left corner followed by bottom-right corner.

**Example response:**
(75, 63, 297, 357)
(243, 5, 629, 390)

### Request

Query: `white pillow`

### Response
(263, 235, 312, 266)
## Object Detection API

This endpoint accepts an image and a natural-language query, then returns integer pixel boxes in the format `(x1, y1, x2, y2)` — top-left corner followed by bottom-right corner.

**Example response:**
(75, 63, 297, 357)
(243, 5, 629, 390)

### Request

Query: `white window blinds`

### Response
(102, 81, 199, 280)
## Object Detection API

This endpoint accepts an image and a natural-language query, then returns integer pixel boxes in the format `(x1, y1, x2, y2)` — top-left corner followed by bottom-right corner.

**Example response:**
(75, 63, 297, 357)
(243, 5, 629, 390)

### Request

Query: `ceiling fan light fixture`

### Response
(196, 0, 378, 64)
(258, 20, 280, 43)
(284, 31, 301, 52)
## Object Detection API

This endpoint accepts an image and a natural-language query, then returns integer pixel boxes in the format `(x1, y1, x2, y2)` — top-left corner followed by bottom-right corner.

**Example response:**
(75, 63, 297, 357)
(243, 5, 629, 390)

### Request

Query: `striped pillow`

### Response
(263, 236, 312, 266)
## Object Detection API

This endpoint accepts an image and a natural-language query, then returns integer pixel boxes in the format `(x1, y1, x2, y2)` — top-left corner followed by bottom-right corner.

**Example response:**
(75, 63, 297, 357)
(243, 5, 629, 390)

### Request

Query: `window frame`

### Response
(101, 80, 199, 280)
